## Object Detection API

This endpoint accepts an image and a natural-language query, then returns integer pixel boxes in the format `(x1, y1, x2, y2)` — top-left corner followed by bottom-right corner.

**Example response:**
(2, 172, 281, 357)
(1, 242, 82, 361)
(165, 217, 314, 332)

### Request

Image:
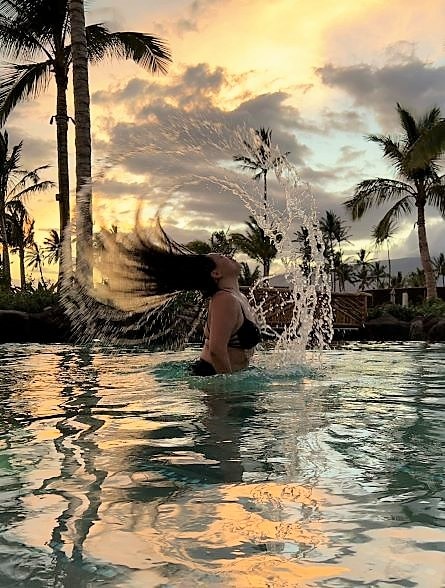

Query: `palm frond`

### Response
(373, 197, 414, 238)
(419, 105, 441, 130)
(426, 183, 445, 217)
(396, 103, 419, 145)
(0, 60, 52, 125)
(405, 119, 445, 172)
(42, 228, 60, 264)
(7, 165, 52, 198)
(0, 17, 47, 60)
(372, 217, 398, 245)
(5, 198, 31, 223)
(85, 25, 171, 74)
(6, 142, 23, 173)
(367, 134, 404, 173)
(344, 178, 415, 220)
(8, 180, 54, 202)
(233, 155, 260, 171)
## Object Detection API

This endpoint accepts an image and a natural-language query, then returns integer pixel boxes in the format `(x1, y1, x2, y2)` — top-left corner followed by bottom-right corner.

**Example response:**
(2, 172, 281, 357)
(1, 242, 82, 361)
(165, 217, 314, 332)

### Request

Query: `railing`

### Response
(331, 292, 370, 327)
(242, 287, 369, 329)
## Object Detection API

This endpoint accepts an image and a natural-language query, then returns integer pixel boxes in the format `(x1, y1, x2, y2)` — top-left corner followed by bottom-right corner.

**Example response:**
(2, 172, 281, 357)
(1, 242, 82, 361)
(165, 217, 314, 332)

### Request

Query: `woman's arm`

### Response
(207, 292, 239, 374)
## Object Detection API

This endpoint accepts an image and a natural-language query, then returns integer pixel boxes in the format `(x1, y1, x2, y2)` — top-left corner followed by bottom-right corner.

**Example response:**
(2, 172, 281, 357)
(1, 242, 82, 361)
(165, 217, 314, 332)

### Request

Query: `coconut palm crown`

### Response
(234, 127, 290, 216)
(0, 130, 54, 288)
(0, 0, 171, 243)
(344, 103, 445, 299)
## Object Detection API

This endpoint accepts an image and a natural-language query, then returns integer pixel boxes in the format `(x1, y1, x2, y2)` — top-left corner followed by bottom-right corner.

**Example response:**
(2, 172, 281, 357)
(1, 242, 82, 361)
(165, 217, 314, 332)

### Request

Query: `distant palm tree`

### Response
(0, 130, 54, 288)
(234, 127, 290, 219)
(335, 258, 355, 292)
(432, 252, 445, 286)
(405, 268, 425, 287)
(345, 103, 445, 300)
(391, 271, 405, 288)
(6, 200, 35, 289)
(185, 239, 212, 254)
(43, 229, 61, 265)
(209, 230, 236, 256)
(186, 230, 236, 256)
(293, 226, 313, 278)
(239, 262, 260, 287)
(26, 242, 47, 288)
(372, 218, 398, 288)
(231, 215, 278, 278)
(353, 248, 374, 291)
(319, 210, 351, 290)
(0, 0, 171, 247)
(371, 261, 387, 289)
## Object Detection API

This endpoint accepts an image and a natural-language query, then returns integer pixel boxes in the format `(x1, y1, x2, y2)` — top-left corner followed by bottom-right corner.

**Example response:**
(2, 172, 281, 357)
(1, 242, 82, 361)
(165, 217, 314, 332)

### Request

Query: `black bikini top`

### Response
(227, 305, 261, 349)
(204, 292, 262, 350)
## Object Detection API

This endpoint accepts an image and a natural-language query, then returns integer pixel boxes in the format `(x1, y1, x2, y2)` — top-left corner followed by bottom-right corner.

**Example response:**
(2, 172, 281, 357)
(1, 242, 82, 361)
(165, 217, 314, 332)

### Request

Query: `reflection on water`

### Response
(0, 342, 444, 587)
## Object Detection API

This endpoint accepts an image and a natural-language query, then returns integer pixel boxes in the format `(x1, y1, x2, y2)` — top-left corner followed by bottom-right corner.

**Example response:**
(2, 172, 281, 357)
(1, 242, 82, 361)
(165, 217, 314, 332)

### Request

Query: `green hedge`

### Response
(368, 299, 445, 321)
(0, 286, 59, 313)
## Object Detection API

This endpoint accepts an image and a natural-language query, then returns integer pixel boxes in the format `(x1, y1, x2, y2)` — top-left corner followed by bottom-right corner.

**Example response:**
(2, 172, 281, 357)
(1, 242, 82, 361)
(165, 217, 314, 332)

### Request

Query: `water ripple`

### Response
(0, 342, 444, 587)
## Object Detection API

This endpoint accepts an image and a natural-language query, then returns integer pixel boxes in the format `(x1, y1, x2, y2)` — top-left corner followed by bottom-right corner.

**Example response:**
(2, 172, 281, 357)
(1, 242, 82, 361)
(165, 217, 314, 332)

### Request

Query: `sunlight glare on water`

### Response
(0, 342, 444, 587)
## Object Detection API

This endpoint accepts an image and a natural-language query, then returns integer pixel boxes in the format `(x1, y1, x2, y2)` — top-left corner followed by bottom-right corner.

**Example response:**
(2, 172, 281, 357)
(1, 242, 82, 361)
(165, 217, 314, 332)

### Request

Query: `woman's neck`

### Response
(217, 277, 240, 292)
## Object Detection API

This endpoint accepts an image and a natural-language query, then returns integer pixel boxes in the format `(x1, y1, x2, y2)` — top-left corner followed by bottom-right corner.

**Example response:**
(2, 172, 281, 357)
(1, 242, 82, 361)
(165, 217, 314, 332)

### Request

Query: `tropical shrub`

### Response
(0, 284, 58, 312)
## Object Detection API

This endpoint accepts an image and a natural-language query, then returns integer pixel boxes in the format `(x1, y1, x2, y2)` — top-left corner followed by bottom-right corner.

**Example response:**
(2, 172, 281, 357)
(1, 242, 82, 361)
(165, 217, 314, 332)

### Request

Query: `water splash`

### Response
(60, 118, 332, 361)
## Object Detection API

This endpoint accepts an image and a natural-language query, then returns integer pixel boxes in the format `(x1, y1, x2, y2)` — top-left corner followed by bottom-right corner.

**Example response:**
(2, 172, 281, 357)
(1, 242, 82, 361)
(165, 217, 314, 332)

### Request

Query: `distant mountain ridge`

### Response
(380, 257, 422, 275)
(268, 256, 436, 288)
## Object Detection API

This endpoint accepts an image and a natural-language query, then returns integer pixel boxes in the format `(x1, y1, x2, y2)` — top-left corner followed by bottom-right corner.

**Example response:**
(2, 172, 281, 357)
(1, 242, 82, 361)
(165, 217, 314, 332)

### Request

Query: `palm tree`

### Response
(186, 230, 236, 256)
(371, 261, 387, 289)
(0, 0, 171, 255)
(239, 261, 260, 287)
(319, 210, 351, 291)
(185, 239, 212, 254)
(69, 0, 92, 283)
(231, 215, 278, 278)
(26, 241, 47, 288)
(6, 199, 35, 289)
(432, 252, 445, 286)
(405, 268, 425, 287)
(0, 130, 54, 288)
(43, 229, 61, 265)
(335, 259, 355, 292)
(293, 226, 313, 278)
(345, 103, 445, 300)
(234, 127, 289, 219)
(372, 218, 398, 288)
(353, 248, 374, 291)
(391, 271, 405, 288)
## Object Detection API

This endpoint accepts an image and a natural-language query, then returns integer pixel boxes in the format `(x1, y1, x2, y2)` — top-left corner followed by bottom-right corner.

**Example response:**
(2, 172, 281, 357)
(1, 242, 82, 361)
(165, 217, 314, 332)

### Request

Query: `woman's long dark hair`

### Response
(100, 217, 219, 300)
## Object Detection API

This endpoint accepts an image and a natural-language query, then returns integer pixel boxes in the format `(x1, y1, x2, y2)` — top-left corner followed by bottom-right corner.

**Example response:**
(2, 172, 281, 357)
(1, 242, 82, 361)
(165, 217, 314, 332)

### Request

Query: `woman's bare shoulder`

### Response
(210, 290, 239, 310)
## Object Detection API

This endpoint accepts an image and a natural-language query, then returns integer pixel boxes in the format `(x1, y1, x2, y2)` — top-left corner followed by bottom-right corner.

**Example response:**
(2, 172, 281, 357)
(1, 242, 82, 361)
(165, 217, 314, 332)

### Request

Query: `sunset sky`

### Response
(4, 0, 445, 283)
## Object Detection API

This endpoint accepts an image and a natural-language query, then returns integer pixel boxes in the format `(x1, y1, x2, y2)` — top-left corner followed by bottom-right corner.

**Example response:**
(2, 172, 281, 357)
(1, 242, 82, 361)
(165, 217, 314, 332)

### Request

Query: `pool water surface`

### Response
(0, 342, 444, 587)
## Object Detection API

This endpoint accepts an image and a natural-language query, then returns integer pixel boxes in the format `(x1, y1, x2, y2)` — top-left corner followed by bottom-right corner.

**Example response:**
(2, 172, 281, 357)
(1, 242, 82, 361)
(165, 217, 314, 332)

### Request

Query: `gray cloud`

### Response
(91, 62, 386, 243)
(316, 52, 445, 131)
(336, 146, 366, 165)
(88, 58, 445, 258)
(320, 109, 368, 134)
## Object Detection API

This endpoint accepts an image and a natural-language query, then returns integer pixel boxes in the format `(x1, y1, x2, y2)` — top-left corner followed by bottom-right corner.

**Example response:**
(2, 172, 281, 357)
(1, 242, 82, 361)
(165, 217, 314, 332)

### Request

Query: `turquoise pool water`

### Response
(0, 342, 444, 587)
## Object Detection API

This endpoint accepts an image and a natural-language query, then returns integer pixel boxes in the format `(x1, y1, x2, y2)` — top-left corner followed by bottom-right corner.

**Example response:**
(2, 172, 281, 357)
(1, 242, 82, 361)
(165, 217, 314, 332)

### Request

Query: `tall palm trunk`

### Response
(416, 191, 437, 299)
(18, 244, 26, 289)
(263, 171, 267, 222)
(0, 209, 11, 287)
(387, 243, 392, 288)
(55, 65, 72, 285)
(37, 253, 47, 288)
(69, 0, 93, 286)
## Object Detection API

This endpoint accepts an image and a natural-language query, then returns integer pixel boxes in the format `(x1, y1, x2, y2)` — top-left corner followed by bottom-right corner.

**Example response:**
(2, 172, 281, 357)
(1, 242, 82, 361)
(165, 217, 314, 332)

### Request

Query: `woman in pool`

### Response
(103, 219, 261, 375)
(190, 252, 262, 376)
